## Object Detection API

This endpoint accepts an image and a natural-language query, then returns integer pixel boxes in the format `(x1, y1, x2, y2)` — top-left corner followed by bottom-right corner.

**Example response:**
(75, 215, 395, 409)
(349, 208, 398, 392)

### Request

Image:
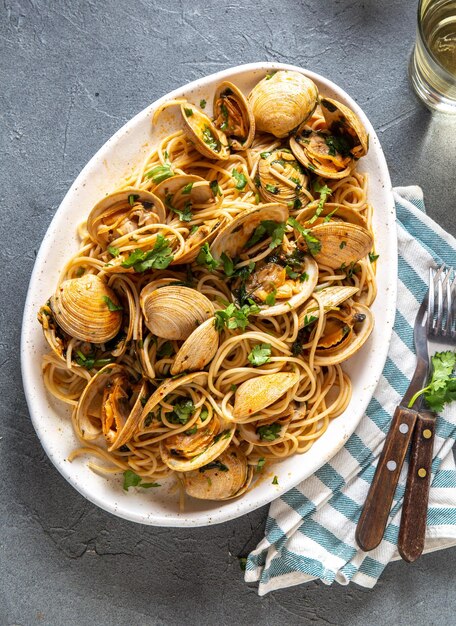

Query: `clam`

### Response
(115, 371, 209, 451)
(320, 97, 368, 159)
(297, 285, 359, 329)
(213, 81, 255, 150)
(170, 317, 219, 375)
(258, 149, 309, 205)
(233, 371, 299, 421)
(245, 253, 319, 316)
(248, 70, 318, 138)
(75, 363, 147, 449)
(210, 203, 288, 261)
(313, 304, 374, 365)
(140, 285, 214, 340)
(178, 447, 253, 500)
(180, 102, 230, 160)
(153, 174, 213, 210)
(87, 189, 166, 248)
(171, 219, 223, 265)
(296, 204, 367, 228)
(290, 129, 354, 179)
(293, 221, 373, 269)
(50, 274, 122, 344)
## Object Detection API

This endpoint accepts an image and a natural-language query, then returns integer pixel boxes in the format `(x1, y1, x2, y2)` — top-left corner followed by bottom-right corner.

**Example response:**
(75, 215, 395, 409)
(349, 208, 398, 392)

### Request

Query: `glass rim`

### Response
(417, 0, 456, 79)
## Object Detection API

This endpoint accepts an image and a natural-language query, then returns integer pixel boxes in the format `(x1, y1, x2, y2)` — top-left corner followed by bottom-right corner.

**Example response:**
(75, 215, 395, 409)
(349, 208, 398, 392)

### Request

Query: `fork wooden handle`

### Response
(398, 412, 436, 562)
(356, 406, 417, 552)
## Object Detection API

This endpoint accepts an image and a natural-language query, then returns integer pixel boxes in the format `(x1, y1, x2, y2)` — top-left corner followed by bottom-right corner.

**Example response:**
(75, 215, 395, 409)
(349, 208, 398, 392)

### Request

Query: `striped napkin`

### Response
(245, 186, 456, 595)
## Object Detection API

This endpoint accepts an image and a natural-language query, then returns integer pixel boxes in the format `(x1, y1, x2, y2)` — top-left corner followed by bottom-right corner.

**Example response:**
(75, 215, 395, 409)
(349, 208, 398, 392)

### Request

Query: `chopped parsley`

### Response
(121, 235, 174, 272)
(184, 425, 198, 436)
(214, 301, 260, 332)
(232, 168, 247, 191)
(182, 182, 194, 194)
(325, 134, 351, 157)
(196, 242, 219, 271)
(265, 288, 277, 306)
(167, 399, 195, 425)
(257, 423, 282, 441)
(221, 252, 235, 276)
(265, 183, 279, 194)
(184, 107, 194, 117)
(340, 241, 347, 249)
(165, 193, 193, 222)
(123, 470, 160, 490)
(210, 179, 222, 196)
(199, 99, 206, 109)
(287, 217, 321, 256)
(272, 475, 279, 485)
(369, 251, 380, 263)
(248, 343, 272, 366)
(200, 407, 209, 421)
(145, 163, 174, 184)
(128, 193, 140, 207)
(246, 220, 286, 249)
(256, 458, 266, 472)
(309, 181, 332, 224)
(202, 125, 219, 152)
(75, 350, 113, 370)
(199, 460, 229, 473)
(102, 295, 123, 312)
(107, 245, 120, 257)
(408, 351, 456, 412)
(260, 151, 271, 159)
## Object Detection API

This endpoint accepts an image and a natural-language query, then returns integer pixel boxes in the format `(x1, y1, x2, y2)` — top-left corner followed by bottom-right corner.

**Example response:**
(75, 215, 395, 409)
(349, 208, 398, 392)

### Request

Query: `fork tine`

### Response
(436, 270, 444, 334)
(427, 267, 435, 334)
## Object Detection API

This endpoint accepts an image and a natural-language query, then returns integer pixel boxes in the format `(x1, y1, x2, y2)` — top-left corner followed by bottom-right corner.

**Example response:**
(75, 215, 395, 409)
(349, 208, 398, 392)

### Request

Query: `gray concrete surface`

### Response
(1, 1, 456, 625)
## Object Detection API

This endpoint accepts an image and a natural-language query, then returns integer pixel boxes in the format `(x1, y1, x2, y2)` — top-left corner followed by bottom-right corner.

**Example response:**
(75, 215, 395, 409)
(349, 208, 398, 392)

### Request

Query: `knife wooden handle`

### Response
(356, 406, 417, 552)
(398, 412, 436, 563)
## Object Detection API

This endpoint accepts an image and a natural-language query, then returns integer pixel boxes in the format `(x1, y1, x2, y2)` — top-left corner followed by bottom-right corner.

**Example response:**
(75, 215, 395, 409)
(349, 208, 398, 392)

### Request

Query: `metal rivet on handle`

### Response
(399, 423, 409, 434)
(423, 429, 432, 439)
(386, 460, 397, 471)
(418, 468, 427, 478)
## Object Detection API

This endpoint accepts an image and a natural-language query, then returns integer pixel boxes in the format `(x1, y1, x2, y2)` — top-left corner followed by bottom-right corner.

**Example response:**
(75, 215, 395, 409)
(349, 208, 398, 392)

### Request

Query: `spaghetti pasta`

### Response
(38, 70, 377, 502)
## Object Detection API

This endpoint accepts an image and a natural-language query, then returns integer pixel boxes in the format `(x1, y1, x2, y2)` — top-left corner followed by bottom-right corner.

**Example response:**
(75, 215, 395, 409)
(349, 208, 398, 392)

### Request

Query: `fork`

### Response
(398, 265, 455, 562)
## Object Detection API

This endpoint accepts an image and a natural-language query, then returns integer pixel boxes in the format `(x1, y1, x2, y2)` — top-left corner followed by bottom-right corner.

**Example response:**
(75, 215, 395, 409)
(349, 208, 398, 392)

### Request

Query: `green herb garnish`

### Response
(248, 343, 272, 366)
(265, 183, 279, 195)
(182, 182, 194, 194)
(265, 288, 277, 306)
(210, 180, 222, 196)
(128, 193, 140, 207)
(246, 220, 286, 249)
(200, 99, 206, 109)
(157, 341, 174, 358)
(107, 245, 120, 257)
(257, 423, 282, 441)
(214, 301, 260, 332)
(408, 351, 456, 412)
(167, 399, 195, 425)
(369, 251, 379, 263)
(221, 252, 235, 276)
(145, 163, 174, 184)
(232, 168, 247, 191)
(272, 475, 279, 485)
(184, 107, 194, 117)
(123, 470, 160, 490)
(256, 458, 266, 472)
(287, 217, 321, 256)
(196, 242, 219, 271)
(121, 235, 173, 272)
(102, 295, 123, 312)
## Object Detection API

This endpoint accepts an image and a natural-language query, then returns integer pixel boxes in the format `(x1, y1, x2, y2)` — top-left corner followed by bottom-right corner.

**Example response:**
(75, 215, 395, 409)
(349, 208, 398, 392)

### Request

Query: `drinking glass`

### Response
(409, 0, 456, 113)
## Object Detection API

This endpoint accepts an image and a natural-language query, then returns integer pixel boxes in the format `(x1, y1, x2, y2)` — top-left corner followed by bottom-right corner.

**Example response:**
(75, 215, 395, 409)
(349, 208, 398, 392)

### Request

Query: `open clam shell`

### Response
(297, 285, 359, 329)
(258, 149, 309, 205)
(320, 97, 368, 159)
(153, 174, 213, 208)
(251, 255, 319, 317)
(178, 447, 253, 500)
(50, 274, 122, 344)
(171, 219, 224, 265)
(140, 285, 214, 340)
(233, 371, 299, 421)
(210, 203, 288, 261)
(313, 304, 374, 365)
(170, 317, 219, 375)
(293, 221, 373, 269)
(180, 102, 230, 160)
(87, 188, 166, 248)
(290, 130, 354, 179)
(248, 70, 318, 138)
(75, 363, 146, 450)
(213, 81, 255, 150)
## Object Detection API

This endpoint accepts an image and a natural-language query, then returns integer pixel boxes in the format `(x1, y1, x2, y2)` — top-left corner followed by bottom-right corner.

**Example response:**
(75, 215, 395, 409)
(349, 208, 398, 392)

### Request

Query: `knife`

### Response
(355, 293, 430, 552)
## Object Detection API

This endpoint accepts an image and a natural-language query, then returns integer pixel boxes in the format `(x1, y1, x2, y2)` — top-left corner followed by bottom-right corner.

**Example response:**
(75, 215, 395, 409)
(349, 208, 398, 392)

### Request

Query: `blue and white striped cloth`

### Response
(245, 187, 456, 595)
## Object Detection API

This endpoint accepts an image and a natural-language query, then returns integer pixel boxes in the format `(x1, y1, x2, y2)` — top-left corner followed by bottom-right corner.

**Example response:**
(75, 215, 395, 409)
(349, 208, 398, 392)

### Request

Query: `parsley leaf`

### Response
(121, 235, 174, 272)
(272, 475, 279, 485)
(248, 343, 272, 366)
(369, 251, 380, 263)
(123, 470, 160, 490)
(107, 245, 120, 257)
(257, 423, 282, 441)
(202, 125, 220, 151)
(308, 182, 332, 224)
(325, 134, 351, 157)
(221, 252, 235, 276)
(232, 168, 247, 191)
(265, 183, 279, 194)
(287, 217, 321, 256)
(184, 107, 194, 117)
(408, 351, 456, 412)
(145, 163, 174, 184)
(210, 180, 222, 196)
(265, 288, 277, 306)
(167, 399, 195, 425)
(102, 295, 123, 312)
(256, 458, 266, 472)
(196, 242, 219, 271)
(214, 301, 260, 332)
(200, 99, 206, 109)
(182, 182, 194, 194)
(199, 460, 229, 473)
(246, 220, 286, 249)
(128, 193, 140, 207)
(157, 341, 174, 358)
(165, 193, 193, 222)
